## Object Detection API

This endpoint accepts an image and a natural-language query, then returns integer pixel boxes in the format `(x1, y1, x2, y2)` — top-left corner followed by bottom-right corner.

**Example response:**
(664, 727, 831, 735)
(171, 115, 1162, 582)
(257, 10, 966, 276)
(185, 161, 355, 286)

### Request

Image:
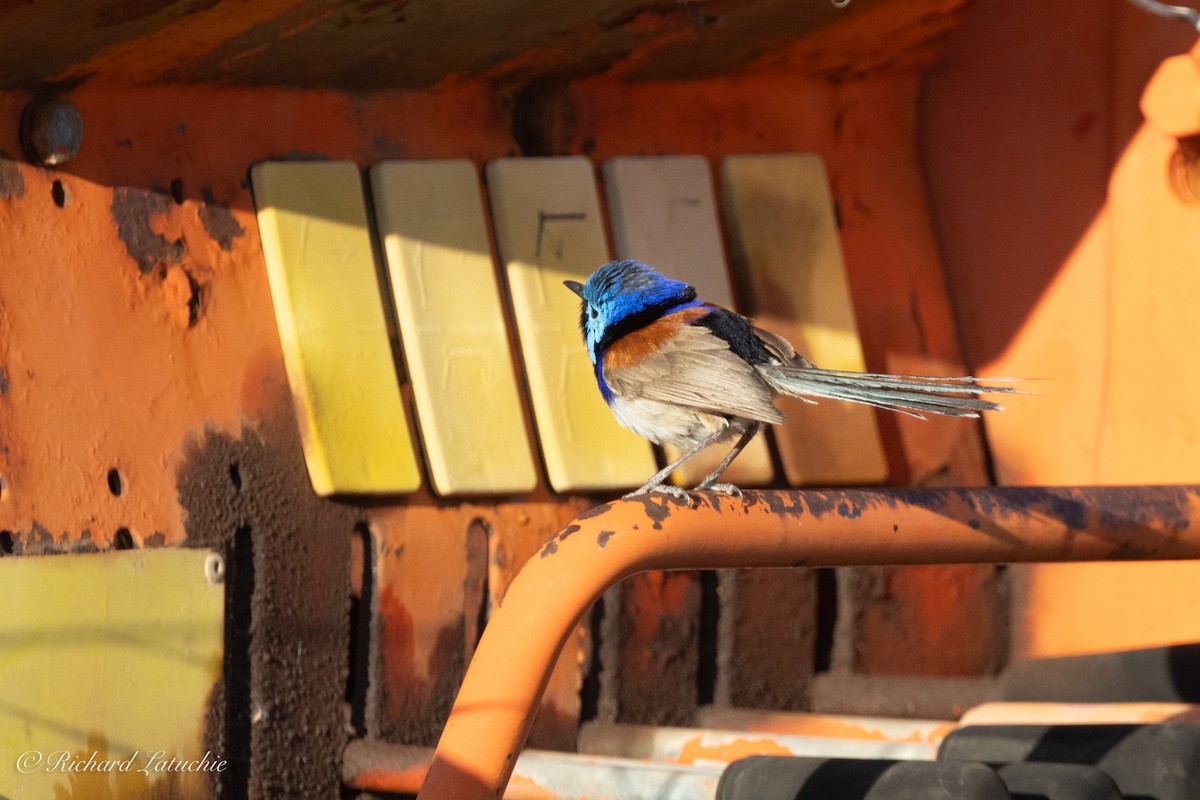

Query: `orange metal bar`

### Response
(416, 486, 1200, 800)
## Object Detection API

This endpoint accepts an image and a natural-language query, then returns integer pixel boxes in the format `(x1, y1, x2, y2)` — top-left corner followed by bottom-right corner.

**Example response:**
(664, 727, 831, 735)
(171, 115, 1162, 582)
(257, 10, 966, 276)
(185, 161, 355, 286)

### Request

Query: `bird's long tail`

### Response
(758, 365, 1018, 419)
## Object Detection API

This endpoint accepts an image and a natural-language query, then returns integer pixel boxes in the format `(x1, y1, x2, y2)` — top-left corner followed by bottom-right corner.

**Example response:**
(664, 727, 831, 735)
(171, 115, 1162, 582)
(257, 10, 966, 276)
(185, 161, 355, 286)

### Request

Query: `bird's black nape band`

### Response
(696, 307, 774, 365)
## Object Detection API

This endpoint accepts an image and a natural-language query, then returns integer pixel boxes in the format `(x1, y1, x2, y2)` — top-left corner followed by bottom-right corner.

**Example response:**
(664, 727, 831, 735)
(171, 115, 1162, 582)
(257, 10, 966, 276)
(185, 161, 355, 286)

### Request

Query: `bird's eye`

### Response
(589, 307, 599, 320)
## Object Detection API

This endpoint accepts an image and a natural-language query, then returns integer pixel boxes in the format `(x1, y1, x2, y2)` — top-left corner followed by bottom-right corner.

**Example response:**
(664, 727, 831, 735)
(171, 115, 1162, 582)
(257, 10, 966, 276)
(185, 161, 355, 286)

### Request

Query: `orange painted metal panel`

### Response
(923, 1, 1200, 658)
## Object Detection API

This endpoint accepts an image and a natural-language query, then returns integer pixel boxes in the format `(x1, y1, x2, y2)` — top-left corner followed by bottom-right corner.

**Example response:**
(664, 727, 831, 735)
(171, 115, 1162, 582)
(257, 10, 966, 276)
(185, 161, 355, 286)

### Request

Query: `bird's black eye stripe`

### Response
(589, 307, 599, 319)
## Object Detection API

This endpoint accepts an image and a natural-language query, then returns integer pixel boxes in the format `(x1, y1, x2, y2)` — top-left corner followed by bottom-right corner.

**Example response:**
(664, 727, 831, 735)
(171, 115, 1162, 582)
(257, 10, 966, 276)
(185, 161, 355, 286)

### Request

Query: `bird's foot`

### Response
(699, 482, 744, 501)
(623, 484, 695, 507)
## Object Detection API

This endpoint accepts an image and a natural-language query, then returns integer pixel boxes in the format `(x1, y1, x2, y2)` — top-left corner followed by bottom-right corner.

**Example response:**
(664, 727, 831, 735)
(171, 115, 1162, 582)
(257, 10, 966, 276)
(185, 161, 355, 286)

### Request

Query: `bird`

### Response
(565, 259, 1016, 502)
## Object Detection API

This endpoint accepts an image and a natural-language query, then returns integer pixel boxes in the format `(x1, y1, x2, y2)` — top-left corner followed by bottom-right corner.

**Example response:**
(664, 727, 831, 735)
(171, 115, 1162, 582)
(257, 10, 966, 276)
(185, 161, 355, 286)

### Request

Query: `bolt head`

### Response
(20, 95, 83, 166)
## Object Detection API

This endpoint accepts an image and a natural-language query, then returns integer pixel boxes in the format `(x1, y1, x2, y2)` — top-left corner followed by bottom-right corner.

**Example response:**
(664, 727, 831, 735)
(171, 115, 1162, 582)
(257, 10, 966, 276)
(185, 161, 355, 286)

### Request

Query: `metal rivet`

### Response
(20, 94, 83, 166)
(205, 553, 226, 585)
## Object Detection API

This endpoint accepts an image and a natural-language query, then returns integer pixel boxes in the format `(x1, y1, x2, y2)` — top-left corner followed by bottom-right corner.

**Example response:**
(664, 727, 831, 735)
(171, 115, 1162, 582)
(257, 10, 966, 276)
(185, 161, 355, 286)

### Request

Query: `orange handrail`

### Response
(415, 486, 1200, 800)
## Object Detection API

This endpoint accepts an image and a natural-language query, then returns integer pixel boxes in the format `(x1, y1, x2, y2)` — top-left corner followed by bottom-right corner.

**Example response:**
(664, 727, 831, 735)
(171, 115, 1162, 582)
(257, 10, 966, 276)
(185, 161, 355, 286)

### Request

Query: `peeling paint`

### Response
(837, 500, 863, 519)
(178, 417, 354, 798)
(635, 494, 686, 530)
(577, 502, 614, 520)
(597, 530, 615, 548)
(111, 187, 186, 274)
(199, 188, 245, 251)
(0, 159, 24, 199)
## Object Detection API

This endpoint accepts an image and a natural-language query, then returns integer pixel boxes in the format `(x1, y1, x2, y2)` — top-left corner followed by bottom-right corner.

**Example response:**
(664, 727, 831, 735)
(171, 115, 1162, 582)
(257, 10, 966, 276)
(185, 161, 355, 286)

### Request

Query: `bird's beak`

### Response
(563, 280, 585, 298)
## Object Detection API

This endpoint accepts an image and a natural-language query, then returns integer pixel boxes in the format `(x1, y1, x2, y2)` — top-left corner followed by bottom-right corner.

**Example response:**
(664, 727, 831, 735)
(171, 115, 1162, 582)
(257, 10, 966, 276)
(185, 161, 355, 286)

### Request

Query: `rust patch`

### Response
(0, 158, 24, 199)
(717, 567, 817, 710)
(111, 187, 186, 274)
(634, 494, 688, 529)
(576, 502, 613, 520)
(179, 409, 356, 799)
(376, 585, 467, 746)
(199, 188, 245, 251)
(614, 570, 702, 725)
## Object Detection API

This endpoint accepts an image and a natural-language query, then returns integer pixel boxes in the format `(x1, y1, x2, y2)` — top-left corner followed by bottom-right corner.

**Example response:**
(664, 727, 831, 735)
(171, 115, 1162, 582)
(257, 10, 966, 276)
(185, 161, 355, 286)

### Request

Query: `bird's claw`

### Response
(699, 482, 744, 501)
(623, 484, 696, 507)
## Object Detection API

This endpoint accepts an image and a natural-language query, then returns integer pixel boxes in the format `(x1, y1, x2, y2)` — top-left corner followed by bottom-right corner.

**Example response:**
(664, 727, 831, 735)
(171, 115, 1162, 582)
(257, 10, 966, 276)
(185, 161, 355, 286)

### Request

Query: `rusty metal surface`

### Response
(368, 500, 591, 751)
(715, 567, 816, 710)
(0, 0, 959, 91)
(604, 570, 703, 725)
(416, 485, 1200, 800)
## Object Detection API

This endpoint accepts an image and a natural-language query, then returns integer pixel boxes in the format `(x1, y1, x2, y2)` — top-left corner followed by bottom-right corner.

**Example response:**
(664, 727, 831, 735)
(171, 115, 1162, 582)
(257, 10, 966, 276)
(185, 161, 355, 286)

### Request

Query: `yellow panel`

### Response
(370, 160, 537, 496)
(603, 155, 774, 488)
(722, 154, 887, 486)
(0, 549, 223, 800)
(252, 161, 420, 495)
(486, 157, 657, 492)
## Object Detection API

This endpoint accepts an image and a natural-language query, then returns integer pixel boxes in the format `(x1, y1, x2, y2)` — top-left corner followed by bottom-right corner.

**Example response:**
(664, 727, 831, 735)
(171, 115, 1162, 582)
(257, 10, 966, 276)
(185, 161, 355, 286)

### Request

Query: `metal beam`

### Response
(409, 486, 1200, 800)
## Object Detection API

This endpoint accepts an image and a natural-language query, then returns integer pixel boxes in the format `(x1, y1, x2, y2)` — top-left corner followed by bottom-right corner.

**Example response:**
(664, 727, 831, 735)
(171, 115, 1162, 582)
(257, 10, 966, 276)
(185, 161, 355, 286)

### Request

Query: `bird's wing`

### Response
(750, 323, 816, 369)
(602, 315, 785, 425)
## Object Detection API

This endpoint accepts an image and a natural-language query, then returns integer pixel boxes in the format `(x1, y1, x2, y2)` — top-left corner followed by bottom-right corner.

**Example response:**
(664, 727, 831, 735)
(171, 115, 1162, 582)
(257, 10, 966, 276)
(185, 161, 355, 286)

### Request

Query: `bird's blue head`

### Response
(564, 260, 699, 364)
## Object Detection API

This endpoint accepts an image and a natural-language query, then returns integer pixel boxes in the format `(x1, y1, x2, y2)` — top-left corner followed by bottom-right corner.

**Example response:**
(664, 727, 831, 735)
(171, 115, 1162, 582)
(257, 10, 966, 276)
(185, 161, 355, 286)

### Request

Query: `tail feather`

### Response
(759, 365, 1017, 419)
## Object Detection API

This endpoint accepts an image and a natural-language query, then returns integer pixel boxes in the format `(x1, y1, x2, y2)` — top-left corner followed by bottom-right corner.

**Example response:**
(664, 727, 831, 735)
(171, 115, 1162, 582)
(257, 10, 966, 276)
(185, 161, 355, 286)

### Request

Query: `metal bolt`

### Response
(20, 95, 83, 166)
(205, 553, 226, 585)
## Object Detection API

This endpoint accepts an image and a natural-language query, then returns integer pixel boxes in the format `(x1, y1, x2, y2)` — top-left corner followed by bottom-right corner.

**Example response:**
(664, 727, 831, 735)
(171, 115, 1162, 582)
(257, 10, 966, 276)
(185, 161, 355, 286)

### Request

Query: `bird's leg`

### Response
(623, 428, 728, 503)
(694, 422, 763, 498)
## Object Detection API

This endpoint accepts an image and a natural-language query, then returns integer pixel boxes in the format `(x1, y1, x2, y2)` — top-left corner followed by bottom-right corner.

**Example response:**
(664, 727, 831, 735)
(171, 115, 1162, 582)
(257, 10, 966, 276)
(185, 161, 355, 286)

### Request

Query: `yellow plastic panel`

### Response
(722, 154, 887, 486)
(603, 155, 774, 488)
(0, 549, 223, 800)
(486, 157, 657, 492)
(370, 160, 537, 495)
(252, 161, 420, 495)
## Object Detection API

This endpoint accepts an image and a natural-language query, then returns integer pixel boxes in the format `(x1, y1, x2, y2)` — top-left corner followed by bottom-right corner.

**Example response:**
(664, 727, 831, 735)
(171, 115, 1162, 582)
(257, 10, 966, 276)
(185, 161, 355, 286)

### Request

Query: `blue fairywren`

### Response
(565, 259, 1015, 501)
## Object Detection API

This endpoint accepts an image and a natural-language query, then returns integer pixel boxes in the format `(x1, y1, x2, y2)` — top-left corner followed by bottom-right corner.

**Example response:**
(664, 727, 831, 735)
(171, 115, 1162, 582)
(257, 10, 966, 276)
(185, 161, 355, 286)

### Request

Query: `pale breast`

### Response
(607, 395, 734, 448)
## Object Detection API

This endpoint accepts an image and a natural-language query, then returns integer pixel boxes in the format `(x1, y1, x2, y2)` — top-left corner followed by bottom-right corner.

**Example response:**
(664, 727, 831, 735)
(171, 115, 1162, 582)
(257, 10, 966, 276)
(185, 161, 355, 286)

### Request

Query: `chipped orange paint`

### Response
(0, 82, 515, 548)
(675, 735, 793, 764)
(0, 164, 271, 546)
(698, 709, 955, 744)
